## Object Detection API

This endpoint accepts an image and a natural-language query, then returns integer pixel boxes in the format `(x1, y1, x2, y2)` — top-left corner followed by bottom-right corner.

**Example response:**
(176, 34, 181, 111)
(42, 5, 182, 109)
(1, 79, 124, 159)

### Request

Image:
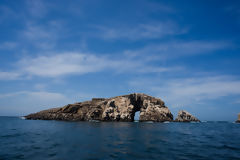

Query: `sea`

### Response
(0, 117, 240, 160)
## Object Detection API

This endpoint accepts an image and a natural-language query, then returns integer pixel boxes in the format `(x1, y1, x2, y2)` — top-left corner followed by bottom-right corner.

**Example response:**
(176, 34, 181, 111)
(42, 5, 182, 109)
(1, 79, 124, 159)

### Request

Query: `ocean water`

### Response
(0, 117, 240, 160)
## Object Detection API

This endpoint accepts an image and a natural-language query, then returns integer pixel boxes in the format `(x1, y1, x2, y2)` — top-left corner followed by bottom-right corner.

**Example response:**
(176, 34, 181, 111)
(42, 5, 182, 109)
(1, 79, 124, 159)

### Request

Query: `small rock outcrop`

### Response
(236, 113, 240, 123)
(25, 93, 173, 122)
(175, 110, 200, 122)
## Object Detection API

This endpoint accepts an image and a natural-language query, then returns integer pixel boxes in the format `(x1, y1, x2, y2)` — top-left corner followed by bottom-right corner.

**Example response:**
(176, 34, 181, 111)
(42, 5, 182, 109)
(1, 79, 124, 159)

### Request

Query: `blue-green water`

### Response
(0, 117, 240, 160)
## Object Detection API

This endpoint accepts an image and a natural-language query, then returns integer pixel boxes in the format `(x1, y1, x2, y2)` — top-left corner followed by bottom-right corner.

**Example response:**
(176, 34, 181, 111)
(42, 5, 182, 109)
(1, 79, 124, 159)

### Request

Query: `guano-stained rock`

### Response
(175, 110, 200, 122)
(25, 93, 173, 122)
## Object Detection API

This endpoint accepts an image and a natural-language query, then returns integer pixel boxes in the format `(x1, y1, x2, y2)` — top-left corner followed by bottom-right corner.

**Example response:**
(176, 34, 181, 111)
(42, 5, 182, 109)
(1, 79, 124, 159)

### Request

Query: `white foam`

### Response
(144, 121, 154, 123)
(89, 120, 100, 122)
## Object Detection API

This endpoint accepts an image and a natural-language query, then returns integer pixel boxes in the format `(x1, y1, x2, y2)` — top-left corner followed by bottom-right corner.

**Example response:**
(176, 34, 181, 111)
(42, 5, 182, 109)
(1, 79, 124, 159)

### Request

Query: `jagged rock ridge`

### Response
(25, 93, 173, 122)
(175, 110, 200, 122)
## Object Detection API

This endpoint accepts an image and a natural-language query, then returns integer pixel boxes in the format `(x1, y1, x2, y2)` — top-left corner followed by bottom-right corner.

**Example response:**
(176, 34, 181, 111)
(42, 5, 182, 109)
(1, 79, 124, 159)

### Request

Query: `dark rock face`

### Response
(25, 93, 173, 122)
(175, 110, 200, 122)
(236, 113, 240, 123)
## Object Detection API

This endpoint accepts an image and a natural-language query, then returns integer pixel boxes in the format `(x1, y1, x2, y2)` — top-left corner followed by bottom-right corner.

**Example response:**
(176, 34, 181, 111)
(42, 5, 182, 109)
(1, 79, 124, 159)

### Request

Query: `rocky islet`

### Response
(25, 93, 199, 122)
(174, 110, 200, 122)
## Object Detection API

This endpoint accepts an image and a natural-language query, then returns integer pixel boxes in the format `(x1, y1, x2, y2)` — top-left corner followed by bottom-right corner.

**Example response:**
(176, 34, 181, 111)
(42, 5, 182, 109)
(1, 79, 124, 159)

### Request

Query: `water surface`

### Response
(0, 117, 240, 160)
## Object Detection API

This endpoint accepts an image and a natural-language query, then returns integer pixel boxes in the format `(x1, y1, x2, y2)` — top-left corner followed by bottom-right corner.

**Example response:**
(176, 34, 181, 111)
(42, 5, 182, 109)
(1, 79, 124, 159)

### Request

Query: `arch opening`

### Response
(134, 111, 140, 121)
(130, 94, 144, 122)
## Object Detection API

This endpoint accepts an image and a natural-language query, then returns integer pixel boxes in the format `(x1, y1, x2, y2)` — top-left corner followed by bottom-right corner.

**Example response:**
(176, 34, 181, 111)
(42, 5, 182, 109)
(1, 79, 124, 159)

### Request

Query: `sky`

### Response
(0, 0, 240, 121)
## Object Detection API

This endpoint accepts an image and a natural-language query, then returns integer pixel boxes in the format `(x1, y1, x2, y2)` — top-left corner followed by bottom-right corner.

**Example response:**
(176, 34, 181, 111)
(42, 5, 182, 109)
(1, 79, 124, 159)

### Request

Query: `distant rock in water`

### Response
(236, 113, 240, 123)
(175, 110, 200, 122)
(25, 93, 173, 122)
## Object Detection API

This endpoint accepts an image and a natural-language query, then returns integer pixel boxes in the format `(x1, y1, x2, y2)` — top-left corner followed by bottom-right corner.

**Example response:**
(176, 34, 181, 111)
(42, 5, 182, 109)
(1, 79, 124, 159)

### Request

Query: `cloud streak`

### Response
(129, 75, 240, 107)
(0, 91, 72, 115)
(18, 53, 107, 77)
(25, 0, 48, 18)
(20, 21, 64, 50)
(124, 40, 233, 60)
(0, 52, 179, 79)
(95, 21, 187, 40)
(0, 42, 17, 50)
(0, 38, 233, 80)
(0, 71, 21, 80)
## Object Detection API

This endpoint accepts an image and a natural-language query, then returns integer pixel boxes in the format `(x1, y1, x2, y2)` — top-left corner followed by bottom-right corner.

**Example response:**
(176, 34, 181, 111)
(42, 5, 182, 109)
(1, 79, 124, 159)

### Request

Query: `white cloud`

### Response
(129, 76, 240, 107)
(21, 22, 62, 50)
(0, 39, 233, 80)
(234, 99, 240, 104)
(95, 21, 187, 40)
(23, 24, 52, 40)
(0, 91, 72, 115)
(124, 41, 232, 60)
(0, 90, 96, 116)
(12, 52, 178, 78)
(25, 0, 48, 18)
(33, 83, 47, 90)
(0, 42, 17, 50)
(0, 71, 21, 80)
(0, 91, 67, 101)
(0, 39, 231, 80)
(18, 53, 108, 77)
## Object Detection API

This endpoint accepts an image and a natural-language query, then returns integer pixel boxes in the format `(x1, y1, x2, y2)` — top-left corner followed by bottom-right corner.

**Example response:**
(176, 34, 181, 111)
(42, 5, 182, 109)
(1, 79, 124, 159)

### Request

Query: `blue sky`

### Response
(0, 0, 240, 121)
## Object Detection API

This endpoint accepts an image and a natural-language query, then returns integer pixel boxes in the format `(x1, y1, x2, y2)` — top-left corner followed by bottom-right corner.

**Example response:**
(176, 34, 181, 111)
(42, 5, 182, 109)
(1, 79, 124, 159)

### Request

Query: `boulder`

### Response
(236, 113, 240, 123)
(25, 93, 173, 122)
(175, 110, 200, 122)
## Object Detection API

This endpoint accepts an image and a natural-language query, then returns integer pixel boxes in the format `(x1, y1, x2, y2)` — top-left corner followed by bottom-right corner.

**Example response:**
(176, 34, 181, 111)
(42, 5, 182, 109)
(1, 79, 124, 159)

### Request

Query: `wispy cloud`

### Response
(225, 5, 240, 24)
(124, 40, 233, 60)
(95, 21, 187, 40)
(0, 91, 72, 115)
(0, 39, 232, 80)
(143, 1, 175, 13)
(25, 0, 48, 18)
(0, 52, 180, 79)
(23, 24, 52, 40)
(0, 91, 65, 99)
(18, 53, 108, 77)
(129, 75, 240, 107)
(0, 5, 17, 23)
(22, 52, 180, 77)
(234, 99, 240, 104)
(0, 39, 233, 80)
(0, 1, 57, 50)
(0, 90, 97, 115)
(0, 71, 21, 80)
(20, 21, 63, 50)
(0, 42, 17, 50)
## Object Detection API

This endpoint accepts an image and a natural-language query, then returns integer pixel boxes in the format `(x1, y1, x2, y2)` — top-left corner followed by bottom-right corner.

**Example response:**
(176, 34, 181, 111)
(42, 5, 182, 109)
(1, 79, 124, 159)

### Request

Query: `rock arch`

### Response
(25, 93, 173, 122)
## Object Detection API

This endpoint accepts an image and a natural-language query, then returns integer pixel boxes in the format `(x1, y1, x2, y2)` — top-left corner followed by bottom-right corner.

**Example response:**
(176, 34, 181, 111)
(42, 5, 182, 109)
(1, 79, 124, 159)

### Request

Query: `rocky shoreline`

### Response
(25, 93, 199, 122)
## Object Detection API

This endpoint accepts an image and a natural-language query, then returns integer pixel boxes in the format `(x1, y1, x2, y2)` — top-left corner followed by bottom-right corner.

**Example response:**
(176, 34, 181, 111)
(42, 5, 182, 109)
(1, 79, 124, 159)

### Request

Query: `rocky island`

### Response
(236, 113, 240, 123)
(174, 110, 200, 122)
(25, 93, 199, 122)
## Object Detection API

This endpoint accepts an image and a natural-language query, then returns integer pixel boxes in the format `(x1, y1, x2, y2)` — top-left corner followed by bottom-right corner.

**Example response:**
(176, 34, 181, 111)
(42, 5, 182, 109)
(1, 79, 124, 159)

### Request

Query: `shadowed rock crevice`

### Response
(25, 93, 173, 122)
